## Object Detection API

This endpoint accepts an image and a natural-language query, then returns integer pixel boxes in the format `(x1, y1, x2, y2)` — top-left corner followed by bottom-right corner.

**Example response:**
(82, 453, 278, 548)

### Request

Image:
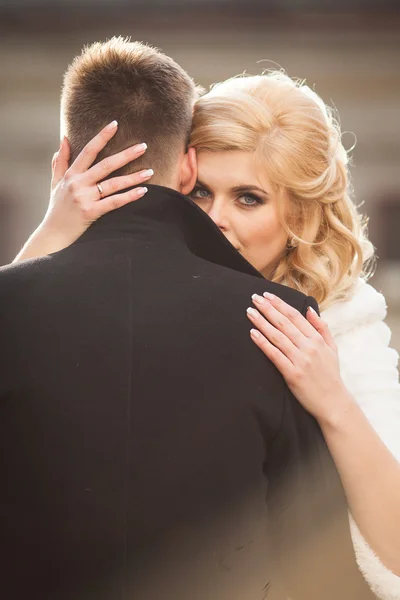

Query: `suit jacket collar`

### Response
(74, 184, 264, 279)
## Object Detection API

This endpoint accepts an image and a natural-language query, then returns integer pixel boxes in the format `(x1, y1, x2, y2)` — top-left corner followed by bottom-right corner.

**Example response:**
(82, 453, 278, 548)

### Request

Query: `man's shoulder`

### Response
(0, 258, 50, 311)
(263, 279, 316, 314)
(0, 238, 128, 282)
(214, 267, 317, 316)
(0, 256, 50, 285)
(0, 251, 83, 300)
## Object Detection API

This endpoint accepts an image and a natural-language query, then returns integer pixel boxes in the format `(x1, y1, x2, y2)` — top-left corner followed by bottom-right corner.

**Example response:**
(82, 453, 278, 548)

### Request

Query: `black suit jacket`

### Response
(0, 186, 372, 599)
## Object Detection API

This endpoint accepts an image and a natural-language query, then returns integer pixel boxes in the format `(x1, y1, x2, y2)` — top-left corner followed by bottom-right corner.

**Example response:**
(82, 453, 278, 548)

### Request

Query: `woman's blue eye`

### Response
(239, 194, 262, 207)
(189, 187, 210, 200)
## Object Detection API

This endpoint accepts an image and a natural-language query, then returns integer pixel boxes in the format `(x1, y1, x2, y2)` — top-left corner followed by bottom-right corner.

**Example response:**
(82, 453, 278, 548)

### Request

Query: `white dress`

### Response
(322, 279, 400, 600)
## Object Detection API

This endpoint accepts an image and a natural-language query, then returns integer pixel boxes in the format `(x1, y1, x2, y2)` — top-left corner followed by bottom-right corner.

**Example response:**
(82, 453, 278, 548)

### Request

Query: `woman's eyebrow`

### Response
(232, 185, 269, 196)
(195, 179, 210, 189)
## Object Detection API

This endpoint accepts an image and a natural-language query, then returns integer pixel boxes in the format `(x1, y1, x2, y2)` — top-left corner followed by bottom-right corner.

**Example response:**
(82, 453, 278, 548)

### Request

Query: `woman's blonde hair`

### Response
(190, 72, 375, 310)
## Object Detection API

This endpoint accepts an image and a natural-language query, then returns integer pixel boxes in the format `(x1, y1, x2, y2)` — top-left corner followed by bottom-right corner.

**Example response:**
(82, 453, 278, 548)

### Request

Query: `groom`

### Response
(0, 38, 372, 599)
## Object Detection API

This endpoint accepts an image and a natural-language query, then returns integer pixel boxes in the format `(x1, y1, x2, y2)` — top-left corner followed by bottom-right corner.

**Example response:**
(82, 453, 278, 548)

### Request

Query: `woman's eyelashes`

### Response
(237, 193, 264, 208)
(189, 185, 265, 208)
(189, 185, 211, 201)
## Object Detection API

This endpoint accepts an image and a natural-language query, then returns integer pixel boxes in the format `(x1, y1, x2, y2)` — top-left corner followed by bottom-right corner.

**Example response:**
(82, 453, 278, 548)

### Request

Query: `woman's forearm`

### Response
(320, 393, 400, 575)
(13, 223, 72, 263)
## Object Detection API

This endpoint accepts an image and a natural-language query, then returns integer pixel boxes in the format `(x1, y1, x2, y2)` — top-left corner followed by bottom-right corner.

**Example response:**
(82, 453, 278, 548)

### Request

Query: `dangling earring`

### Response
(287, 237, 297, 249)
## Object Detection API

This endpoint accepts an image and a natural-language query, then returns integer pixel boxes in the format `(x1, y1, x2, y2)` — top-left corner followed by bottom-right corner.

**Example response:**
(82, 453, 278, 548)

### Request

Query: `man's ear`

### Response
(179, 147, 197, 196)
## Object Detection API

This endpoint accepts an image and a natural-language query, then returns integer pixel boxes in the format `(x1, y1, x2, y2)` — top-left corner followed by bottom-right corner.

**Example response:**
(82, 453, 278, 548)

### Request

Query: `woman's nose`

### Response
(207, 202, 229, 231)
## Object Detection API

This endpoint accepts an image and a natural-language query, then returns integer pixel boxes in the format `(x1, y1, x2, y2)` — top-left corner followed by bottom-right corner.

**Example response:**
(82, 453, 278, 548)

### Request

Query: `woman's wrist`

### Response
(318, 387, 360, 432)
(36, 218, 76, 248)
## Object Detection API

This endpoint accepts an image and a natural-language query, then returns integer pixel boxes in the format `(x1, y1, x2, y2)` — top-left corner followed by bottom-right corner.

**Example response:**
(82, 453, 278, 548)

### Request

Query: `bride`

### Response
(14, 70, 400, 600)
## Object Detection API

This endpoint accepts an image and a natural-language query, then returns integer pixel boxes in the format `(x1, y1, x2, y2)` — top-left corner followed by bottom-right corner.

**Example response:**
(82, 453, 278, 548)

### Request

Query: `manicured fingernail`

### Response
(247, 307, 258, 317)
(250, 329, 260, 339)
(308, 305, 317, 315)
(141, 169, 154, 178)
(263, 292, 275, 300)
(251, 294, 264, 304)
(136, 143, 147, 151)
(106, 120, 118, 130)
(135, 187, 148, 195)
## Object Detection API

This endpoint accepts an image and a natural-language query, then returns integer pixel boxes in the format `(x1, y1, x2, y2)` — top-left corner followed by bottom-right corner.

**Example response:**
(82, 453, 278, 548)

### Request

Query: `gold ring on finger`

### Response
(96, 182, 104, 199)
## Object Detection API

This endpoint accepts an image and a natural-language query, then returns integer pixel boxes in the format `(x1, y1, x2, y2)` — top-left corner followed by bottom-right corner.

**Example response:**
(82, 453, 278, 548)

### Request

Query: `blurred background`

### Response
(0, 0, 399, 351)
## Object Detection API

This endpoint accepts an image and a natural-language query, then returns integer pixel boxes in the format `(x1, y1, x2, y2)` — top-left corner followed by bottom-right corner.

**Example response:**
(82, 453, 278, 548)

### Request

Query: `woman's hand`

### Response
(47, 121, 153, 243)
(13, 121, 153, 262)
(247, 292, 355, 425)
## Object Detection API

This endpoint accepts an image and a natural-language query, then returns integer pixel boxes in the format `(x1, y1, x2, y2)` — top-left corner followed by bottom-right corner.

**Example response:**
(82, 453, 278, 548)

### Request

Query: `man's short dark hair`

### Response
(61, 37, 201, 182)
